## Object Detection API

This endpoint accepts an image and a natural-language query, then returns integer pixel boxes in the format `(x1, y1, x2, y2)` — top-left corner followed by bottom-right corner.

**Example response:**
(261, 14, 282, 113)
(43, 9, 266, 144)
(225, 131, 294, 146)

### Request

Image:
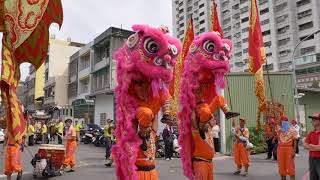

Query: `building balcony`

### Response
(45, 77, 55, 87)
(44, 96, 55, 105)
(78, 67, 90, 79)
(93, 57, 109, 72)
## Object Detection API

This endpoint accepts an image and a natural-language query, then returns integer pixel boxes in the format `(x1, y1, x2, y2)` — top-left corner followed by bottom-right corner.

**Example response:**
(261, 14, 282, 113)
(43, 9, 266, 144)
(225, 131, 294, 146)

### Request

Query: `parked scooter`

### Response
(92, 129, 105, 147)
(82, 128, 94, 144)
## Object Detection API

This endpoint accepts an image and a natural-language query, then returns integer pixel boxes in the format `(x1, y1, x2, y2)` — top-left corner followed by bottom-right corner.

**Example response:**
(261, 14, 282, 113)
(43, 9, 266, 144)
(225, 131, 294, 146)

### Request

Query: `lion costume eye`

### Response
(203, 40, 216, 53)
(222, 43, 231, 52)
(144, 37, 160, 54)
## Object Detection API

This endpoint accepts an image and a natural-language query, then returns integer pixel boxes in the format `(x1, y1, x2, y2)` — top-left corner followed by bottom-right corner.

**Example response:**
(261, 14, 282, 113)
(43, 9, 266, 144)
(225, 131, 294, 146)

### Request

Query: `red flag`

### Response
(248, 0, 267, 128)
(211, 0, 224, 37)
(170, 17, 194, 117)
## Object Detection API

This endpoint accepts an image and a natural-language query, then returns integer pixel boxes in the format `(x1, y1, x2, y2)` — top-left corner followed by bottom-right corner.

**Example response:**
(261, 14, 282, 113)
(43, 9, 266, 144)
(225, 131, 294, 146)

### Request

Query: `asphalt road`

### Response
(0, 142, 309, 180)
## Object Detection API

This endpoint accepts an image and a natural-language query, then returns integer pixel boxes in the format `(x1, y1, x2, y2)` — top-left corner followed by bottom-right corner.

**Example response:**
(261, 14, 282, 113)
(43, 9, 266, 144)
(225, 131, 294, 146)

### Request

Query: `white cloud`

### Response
(2, 0, 173, 81)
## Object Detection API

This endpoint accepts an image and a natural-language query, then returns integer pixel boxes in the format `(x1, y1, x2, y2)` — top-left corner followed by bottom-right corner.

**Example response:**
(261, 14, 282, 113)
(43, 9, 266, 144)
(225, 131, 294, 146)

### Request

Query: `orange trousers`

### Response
(63, 140, 77, 168)
(277, 145, 295, 176)
(234, 142, 250, 169)
(4, 145, 22, 175)
(193, 161, 214, 180)
(137, 169, 158, 180)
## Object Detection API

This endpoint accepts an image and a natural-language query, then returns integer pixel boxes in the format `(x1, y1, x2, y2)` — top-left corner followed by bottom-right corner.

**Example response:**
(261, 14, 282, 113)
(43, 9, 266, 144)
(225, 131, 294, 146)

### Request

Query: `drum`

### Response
(38, 144, 65, 169)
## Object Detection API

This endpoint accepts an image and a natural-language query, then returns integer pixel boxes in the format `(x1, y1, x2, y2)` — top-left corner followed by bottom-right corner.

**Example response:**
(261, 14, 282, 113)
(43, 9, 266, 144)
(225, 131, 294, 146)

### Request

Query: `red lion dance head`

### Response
(113, 24, 181, 180)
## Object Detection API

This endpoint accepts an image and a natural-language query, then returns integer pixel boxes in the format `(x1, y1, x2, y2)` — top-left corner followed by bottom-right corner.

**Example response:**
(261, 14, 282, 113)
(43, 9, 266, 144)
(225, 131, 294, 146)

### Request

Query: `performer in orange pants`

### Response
(277, 117, 297, 180)
(3, 132, 23, 180)
(232, 118, 250, 177)
(63, 119, 77, 172)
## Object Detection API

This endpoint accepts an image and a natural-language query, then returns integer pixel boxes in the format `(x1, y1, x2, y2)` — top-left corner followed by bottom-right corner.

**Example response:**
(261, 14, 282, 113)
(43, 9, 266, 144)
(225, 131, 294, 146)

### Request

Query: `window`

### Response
(179, 1, 183, 7)
(233, 13, 240, 19)
(261, 19, 270, 25)
(199, 12, 205, 16)
(199, 20, 205, 24)
(299, 22, 313, 31)
(260, 8, 269, 15)
(264, 41, 271, 47)
(199, 28, 205, 33)
(276, 14, 288, 24)
(279, 49, 291, 57)
(301, 46, 315, 55)
(69, 60, 77, 77)
(296, 0, 311, 7)
(277, 25, 289, 34)
(300, 34, 314, 41)
(242, 27, 249, 33)
(243, 48, 248, 53)
(232, 4, 239, 10)
(93, 69, 108, 91)
(266, 52, 272, 57)
(199, 4, 204, 8)
(242, 38, 248, 43)
(234, 32, 241, 38)
(100, 113, 106, 126)
(297, 9, 312, 19)
(240, 0, 247, 4)
(179, 9, 184, 13)
(222, 0, 229, 8)
(70, 109, 73, 116)
(95, 42, 110, 64)
(222, 10, 230, 16)
(240, 6, 249, 14)
(263, 64, 273, 71)
(259, 0, 268, 5)
(179, 16, 184, 21)
(45, 70, 49, 82)
(235, 41, 242, 48)
(223, 26, 232, 34)
(279, 62, 292, 69)
(233, 22, 240, 29)
(187, 6, 192, 11)
(235, 52, 242, 57)
(223, 17, 231, 25)
(278, 38, 290, 46)
(241, 17, 249, 23)
(79, 53, 90, 71)
(262, 30, 271, 36)
(275, 2, 287, 13)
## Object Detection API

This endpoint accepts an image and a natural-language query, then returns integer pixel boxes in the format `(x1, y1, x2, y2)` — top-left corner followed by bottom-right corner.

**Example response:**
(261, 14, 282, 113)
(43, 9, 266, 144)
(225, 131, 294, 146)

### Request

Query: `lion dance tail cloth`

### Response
(178, 32, 238, 179)
(113, 24, 181, 180)
(0, 0, 63, 141)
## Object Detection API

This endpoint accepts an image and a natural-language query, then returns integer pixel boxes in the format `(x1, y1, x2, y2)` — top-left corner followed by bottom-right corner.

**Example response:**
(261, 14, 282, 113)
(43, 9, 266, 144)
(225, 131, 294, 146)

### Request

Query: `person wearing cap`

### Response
(232, 118, 250, 177)
(291, 119, 300, 156)
(277, 116, 298, 180)
(104, 119, 113, 160)
(303, 113, 320, 180)
(63, 119, 77, 172)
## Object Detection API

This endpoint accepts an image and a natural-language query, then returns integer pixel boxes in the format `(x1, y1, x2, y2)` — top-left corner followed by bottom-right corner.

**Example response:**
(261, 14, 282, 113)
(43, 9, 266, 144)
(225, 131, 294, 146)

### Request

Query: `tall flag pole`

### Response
(210, 0, 224, 37)
(170, 17, 194, 119)
(248, 0, 267, 130)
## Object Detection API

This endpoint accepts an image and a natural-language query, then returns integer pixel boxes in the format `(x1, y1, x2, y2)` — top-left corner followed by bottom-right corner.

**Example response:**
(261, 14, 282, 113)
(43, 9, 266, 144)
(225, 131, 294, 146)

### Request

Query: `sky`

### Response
(17, 0, 173, 81)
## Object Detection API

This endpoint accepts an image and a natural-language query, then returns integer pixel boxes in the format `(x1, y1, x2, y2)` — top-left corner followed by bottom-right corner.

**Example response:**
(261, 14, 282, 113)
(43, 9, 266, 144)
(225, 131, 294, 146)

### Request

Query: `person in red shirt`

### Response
(303, 113, 320, 180)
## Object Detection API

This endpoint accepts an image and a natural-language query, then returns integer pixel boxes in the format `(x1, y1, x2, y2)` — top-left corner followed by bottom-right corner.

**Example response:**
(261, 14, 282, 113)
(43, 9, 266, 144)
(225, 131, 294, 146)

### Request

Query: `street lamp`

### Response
(291, 29, 320, 124)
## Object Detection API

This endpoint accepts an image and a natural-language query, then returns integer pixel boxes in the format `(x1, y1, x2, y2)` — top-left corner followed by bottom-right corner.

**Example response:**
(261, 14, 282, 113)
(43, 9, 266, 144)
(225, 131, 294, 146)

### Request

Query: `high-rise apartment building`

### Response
(172, 0, 320, 75)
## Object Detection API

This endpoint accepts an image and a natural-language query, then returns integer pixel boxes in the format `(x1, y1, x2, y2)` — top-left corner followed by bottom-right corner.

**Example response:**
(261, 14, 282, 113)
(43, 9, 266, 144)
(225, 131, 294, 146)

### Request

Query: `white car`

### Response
(0, 129, 4, 143)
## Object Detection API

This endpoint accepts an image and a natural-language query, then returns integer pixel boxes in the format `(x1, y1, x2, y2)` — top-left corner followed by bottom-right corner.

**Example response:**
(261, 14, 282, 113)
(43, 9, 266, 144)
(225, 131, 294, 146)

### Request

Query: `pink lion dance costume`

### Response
(113, 24, 181, 180)
(178, 32, 239, 180)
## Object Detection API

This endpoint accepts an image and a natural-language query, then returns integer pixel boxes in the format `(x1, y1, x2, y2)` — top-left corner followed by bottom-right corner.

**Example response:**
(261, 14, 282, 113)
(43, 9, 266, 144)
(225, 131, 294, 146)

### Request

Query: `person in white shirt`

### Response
(211, 119, 220, 153)
(291, 119, 300, 156)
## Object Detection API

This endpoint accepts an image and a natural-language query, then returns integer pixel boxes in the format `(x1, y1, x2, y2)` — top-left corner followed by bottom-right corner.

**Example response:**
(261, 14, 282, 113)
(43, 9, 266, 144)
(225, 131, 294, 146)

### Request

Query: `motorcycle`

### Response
(82, 128, 94, 144)
(92, 129, 105, 147)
